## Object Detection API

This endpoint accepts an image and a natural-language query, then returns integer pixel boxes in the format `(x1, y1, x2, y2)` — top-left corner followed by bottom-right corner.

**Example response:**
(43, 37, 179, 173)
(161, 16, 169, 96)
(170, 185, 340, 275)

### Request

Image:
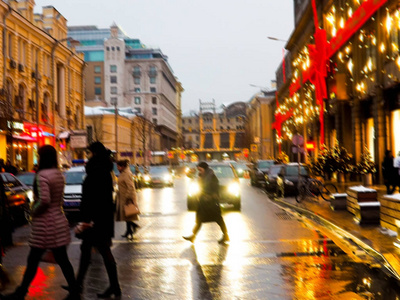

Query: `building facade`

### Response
(246, 91, 275, 160)
(0, 1, 85, 171)
(274, 0, 400, 182)
(69, 24, 182, 155)
(182, 100, 247, 161)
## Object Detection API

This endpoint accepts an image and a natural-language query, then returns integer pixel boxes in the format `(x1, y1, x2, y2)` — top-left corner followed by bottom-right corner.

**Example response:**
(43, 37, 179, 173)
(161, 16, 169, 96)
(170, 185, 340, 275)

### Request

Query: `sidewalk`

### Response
(276, 180, 400, 279)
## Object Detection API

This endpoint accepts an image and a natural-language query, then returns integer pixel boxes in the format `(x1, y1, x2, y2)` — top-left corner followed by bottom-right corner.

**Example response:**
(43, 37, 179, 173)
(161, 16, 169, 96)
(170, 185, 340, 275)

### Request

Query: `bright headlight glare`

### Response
(228, 182, 240, 196)
(164, 174, 172, 182)
(237, 168, 243, 173)
(188, 182, 201, 196)
(144, 175, 151, 182)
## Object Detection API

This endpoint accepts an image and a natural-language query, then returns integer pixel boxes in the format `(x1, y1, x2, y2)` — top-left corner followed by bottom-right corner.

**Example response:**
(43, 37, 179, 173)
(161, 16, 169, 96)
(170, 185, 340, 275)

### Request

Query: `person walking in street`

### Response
(183, 161, 229, 244)
(382, 150, 396, 194)
(0, 145, 79, 300)
(74, 142, 121, 299)
(116, 160, 140, 240)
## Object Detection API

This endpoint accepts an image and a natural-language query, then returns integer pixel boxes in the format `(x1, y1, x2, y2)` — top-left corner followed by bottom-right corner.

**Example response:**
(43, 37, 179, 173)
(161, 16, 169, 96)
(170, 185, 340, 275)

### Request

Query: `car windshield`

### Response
(113, 163, 120, 176)
(258, 161, 274, 169)
(209, 165, 235, 179)
(129, 165, 138, 174)
(236, 163, 248, 170)
(17, 174, 35, 186)
(65, 172, 86, 185)
(149, 167, 169, 175)
(286, 166, 308, 176)
(269, 167, 282, 176)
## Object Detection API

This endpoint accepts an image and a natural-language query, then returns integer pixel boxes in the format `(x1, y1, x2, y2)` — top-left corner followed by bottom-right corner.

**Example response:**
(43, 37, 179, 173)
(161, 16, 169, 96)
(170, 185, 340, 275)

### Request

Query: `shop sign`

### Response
(70, 134, 87, 149)
(7, 121, 24, 131)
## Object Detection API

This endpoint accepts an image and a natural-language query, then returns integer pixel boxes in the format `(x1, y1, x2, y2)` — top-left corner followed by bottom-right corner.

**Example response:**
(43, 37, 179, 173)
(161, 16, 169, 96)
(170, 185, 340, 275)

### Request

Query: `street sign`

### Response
(167, 151, 174, 159)
(292, 134, 304, 146)
(250, 144, 258, 152)
(254, 137, 260, 143)
(292, 146, 305, 154)
(243, 148, 249, 155)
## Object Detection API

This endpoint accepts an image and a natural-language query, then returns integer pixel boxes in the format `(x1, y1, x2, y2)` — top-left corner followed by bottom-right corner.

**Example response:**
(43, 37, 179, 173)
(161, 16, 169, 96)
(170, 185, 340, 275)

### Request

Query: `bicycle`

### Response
(295, 175, 338, 203)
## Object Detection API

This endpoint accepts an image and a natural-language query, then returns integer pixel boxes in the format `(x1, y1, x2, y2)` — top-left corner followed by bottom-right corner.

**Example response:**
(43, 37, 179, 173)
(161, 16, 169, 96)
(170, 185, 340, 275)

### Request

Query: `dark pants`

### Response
(76, 239, 120, 290)
(20, 246, 77, 293)
(192, 217, 228, 236)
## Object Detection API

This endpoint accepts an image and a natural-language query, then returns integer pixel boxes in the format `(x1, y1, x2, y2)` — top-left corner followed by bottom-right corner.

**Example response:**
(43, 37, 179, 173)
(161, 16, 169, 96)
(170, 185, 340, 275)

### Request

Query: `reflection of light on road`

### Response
(138, 188, 153, 213)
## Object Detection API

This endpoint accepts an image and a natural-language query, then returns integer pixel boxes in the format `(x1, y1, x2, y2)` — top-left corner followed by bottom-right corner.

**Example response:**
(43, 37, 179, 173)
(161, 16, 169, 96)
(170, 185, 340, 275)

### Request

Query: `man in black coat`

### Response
(183, 161, 229, 244)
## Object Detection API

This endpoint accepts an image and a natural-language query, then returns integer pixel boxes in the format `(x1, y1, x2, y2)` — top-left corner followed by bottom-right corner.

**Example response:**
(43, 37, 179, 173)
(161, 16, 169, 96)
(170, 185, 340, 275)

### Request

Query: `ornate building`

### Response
(274, 0, 400, 182)
(182, 100, 247, 161)
(0, 1, 85, 170)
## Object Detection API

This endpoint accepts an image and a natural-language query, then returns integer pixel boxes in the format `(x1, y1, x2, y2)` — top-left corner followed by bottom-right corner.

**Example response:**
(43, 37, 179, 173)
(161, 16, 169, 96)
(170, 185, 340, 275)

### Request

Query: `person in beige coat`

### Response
(116, 160, 140, 240)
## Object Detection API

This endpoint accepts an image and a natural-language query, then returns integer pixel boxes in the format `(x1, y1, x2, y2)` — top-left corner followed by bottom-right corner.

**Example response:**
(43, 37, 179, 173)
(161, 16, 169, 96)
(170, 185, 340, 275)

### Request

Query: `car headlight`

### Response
(228, 182, 240, 197)
(185, 167, 190, 174)
(164, 174, 172, 182)
(26, 190, 33, 203)
(237, 168, 243, 174)
(188, 182, 201, 196)
(144, 175, 151, 182)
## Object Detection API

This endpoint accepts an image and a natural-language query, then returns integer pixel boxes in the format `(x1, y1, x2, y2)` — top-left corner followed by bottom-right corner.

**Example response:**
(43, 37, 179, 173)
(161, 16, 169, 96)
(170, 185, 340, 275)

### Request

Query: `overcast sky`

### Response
(34, 0, 294, 112)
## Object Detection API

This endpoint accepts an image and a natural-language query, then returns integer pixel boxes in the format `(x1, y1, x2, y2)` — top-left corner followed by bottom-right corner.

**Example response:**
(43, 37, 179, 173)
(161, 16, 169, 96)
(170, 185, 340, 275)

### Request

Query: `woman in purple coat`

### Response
(0, 145, 79, 300)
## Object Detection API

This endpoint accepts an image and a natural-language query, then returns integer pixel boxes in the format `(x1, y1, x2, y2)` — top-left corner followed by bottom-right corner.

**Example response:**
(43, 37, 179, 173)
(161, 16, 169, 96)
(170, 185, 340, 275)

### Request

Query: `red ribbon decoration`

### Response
(272, 92, 293, 153)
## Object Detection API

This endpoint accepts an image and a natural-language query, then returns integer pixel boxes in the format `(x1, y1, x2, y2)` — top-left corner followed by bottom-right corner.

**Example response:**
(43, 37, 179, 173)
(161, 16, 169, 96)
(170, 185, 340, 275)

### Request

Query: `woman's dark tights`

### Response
(192, 218, 228, 236)
(20, 246, 77, 292)
(76, 239, 120, 290)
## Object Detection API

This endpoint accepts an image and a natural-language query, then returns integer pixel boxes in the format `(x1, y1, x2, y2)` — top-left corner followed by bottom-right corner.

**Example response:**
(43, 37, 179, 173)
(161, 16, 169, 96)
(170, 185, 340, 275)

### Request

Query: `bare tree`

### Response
(135, 110, 154, 166)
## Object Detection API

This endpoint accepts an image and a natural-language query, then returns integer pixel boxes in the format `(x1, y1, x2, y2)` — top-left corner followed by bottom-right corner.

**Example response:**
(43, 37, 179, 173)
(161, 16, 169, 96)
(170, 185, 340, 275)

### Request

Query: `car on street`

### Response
(187, 162, 241, 211)
(16, 172, 36, 189)
(264, 163, 310, 197)
(249, 160, 275, 186)
(143, 166, 174, 187)
(113, 163, 141, 189)
(63, 166, 86, 214)
(0, 172, 33, 222)
(232, 162, 251, 178)
(184, 162, 197, 177)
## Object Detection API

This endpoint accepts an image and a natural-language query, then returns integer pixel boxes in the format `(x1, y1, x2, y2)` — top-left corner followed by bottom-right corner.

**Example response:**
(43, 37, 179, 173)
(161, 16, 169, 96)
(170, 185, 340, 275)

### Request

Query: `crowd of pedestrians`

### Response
(0, 141, 231, 299)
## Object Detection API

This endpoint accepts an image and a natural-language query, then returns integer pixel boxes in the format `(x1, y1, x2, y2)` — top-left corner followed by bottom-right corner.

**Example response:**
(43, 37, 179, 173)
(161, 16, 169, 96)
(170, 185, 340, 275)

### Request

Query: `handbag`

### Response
(124, 203, 140, 218)
(74, 222, 94, 240)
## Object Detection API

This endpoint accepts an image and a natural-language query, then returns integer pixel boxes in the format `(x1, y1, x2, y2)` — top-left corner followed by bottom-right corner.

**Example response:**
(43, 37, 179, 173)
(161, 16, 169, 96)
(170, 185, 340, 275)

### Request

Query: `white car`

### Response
(63, 166, 86, 214)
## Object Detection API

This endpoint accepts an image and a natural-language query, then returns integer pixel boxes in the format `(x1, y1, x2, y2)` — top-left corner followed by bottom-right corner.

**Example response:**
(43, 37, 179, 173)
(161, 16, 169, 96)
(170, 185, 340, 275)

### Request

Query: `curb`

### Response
(268, 194, 400, 281)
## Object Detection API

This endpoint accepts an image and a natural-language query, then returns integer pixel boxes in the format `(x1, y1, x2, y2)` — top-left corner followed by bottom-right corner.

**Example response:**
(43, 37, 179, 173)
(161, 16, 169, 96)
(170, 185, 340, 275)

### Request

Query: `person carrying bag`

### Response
(116, 160, 140, 240)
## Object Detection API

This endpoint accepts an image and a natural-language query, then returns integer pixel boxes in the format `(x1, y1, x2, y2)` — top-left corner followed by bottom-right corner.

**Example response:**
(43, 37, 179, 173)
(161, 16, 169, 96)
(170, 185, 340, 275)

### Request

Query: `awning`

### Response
(57, 131, 71, 139)
(12, 134, 37, 142)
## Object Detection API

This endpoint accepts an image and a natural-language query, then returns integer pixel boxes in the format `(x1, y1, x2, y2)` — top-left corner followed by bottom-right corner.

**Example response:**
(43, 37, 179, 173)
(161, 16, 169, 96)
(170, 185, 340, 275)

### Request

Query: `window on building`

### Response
(94, 66, 101, 73)
(134, 88, 141, 93)
(106, 47, 110, 51)
(134, 77, 140, 84)
(111, 87, 117, 94)
(152, 108, 157, 115)
(152, 97, 157, 104)
(182, 119, 185, 124)
(134, 97, 141, 104)
(111, 97, 117, 105)
(136, 107, 141, 114)
(152, 118, 157, 125)
(95, 76, 101, 84)
(111, 47, 115, 51)
(150, 87, 156, 93)
(117, 46, 120, 51)
(110, 76, 117, 83)
(150, 77, 156, 84)
(189, 119, 192, 124)
(110, 65, 117, 73)
(95, 87, 101, 95)
(227, 126, 230, 130)
(196, 136, 199, 141)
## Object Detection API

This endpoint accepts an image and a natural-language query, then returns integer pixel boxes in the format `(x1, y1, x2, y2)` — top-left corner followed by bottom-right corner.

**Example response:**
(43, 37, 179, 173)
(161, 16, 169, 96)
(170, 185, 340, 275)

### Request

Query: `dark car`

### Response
(187, 162, 241, 211)
(0, 172, 33, 222)
(16, 172, 36, 189)
(143, 166, 173, 187)
(249, 160, 275, 186)
(264, 163, 309, 197)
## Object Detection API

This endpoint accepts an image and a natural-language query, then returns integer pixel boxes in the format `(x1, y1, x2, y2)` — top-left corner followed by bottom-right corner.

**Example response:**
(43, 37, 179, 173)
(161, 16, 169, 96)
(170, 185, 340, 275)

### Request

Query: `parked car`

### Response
(187, 162, 241, 211)
(249, 160, 275, 186)
(264, 163, 310, 197)
(16, 172, 36, 189)
(143, 166, 174, 187)
(63, 166, 86, 214)
(0, 172, 33, 222)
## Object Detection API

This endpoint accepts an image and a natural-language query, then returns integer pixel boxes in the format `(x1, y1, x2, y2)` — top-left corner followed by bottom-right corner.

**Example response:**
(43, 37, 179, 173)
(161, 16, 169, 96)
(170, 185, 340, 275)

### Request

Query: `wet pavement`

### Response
(1, 178, 400, 299)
